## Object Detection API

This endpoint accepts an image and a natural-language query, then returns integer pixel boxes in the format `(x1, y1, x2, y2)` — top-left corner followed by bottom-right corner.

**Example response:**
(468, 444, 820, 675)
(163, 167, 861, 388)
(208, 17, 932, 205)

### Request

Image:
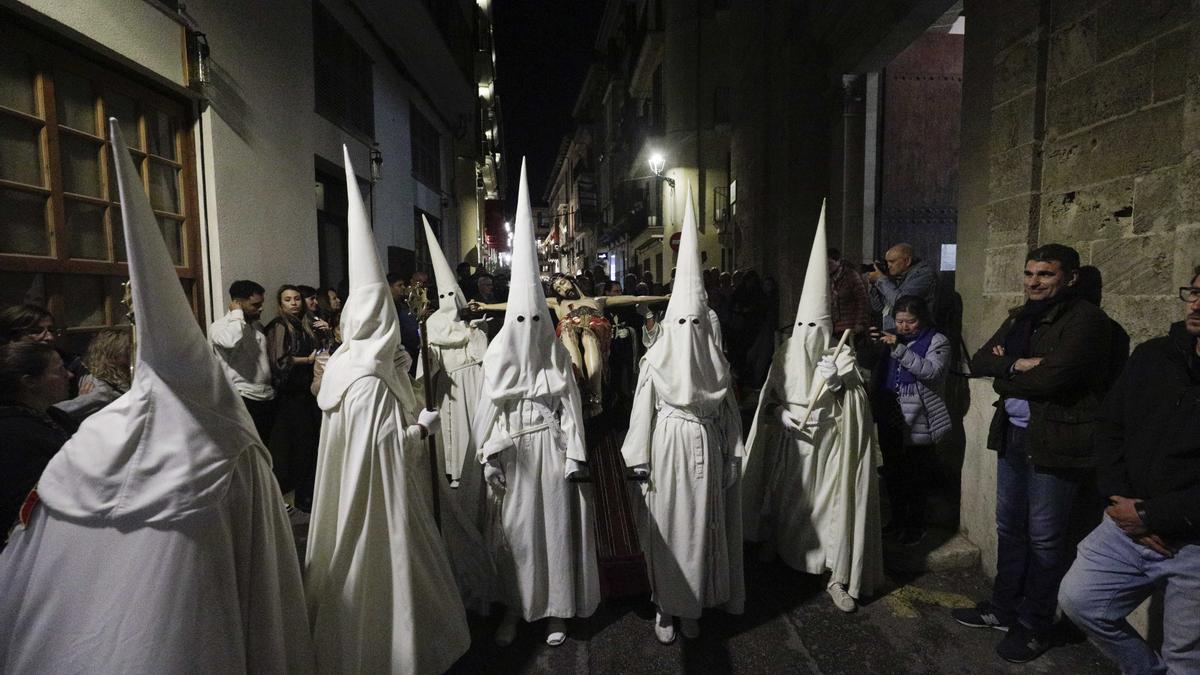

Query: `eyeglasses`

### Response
(26, 326, 65, 338)
(1180, 287, 1200, 303)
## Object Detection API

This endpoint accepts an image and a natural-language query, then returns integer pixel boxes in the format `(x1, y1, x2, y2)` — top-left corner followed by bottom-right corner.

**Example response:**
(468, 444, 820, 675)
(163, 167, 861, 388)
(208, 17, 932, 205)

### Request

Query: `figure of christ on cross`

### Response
(470, 273, 668, 416)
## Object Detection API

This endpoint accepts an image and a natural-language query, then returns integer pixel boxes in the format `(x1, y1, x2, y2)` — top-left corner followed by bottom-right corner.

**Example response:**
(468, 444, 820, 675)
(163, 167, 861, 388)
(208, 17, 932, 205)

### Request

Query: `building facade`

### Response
(0, 0, 504, 351)
(545, 0, 735, 288)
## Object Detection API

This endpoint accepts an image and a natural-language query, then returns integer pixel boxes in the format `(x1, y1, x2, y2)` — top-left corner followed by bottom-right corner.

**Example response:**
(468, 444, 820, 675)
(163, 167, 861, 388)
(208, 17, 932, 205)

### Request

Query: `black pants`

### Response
(242, 397, 277, 445)
(876, 394, 932, 529)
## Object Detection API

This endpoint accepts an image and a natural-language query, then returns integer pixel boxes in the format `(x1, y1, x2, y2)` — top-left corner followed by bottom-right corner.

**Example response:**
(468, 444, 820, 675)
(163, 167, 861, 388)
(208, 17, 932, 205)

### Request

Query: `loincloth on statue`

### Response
(555, 307, 613, 363)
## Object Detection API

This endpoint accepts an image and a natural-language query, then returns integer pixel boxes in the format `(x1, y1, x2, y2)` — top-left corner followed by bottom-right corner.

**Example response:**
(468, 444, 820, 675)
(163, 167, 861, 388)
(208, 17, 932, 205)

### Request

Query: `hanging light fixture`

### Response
(187, 31, 211, 88)
(370, 146, 383, 183)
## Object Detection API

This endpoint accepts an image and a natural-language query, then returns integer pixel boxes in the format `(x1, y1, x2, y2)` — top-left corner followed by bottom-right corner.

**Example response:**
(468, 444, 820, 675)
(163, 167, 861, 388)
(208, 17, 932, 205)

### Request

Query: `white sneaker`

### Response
(495, 610, 519, 647)
(654, 611, 676, 645)
(827, 583, 857, 613)
(680, 617, 700, 639)
(545, 618, 567, 646)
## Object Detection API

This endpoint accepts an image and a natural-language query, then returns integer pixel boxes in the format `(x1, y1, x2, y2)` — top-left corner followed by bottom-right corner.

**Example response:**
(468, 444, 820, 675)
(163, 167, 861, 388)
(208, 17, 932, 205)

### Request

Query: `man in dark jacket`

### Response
(1058, 268, 1200, 675)
(952, 244, 1112, 663)
(867, 243, 938, 331)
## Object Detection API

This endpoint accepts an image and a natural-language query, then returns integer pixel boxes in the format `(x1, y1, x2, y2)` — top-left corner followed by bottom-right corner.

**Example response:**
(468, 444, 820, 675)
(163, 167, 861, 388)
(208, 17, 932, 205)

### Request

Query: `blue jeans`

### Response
(1059, 516, 1200, 675)
(991, 425, 1085, 631)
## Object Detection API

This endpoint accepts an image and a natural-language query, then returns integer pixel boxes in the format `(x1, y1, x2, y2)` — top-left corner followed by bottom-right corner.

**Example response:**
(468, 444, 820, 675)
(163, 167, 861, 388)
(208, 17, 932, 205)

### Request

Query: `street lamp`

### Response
(647, 152, 674, 188)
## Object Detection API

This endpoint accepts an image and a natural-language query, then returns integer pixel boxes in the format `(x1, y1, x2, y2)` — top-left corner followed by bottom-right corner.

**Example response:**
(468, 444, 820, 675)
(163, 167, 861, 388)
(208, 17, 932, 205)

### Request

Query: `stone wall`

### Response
(958, 0, 1197, 612)
(963, 0, 1199, 352)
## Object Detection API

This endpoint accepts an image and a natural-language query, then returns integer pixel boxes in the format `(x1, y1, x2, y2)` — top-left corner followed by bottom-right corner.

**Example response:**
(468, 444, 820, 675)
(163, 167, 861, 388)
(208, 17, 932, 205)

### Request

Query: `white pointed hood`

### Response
(423, 214, 472, 347)
(479, 158, 571, 401)
(780, 199, 834, 402)
(36, 119, 261, 523)
(642, 187, 730, 407)
(317, 147, 407, 411)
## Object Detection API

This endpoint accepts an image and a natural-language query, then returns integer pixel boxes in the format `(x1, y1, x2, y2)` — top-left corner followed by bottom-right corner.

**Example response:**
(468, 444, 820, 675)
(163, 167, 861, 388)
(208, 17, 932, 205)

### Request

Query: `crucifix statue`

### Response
(470, 273, 668, 416)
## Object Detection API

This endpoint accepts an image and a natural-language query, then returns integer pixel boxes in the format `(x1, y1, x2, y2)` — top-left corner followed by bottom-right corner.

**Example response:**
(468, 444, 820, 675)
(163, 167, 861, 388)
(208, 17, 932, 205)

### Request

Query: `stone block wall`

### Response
(958, 0, 1198, 597)
(965, 0, 1199, 352)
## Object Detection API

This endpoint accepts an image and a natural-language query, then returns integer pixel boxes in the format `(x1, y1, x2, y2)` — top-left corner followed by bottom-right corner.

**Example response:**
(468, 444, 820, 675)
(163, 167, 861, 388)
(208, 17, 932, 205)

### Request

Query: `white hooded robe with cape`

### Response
(740, 201, 884, 600)
(0, 119, 314, 674)
(304, 148, 469, 674)
(416, 214, 496, 614)
(620, 188, 745, 619)
(471, 160, 601, 622)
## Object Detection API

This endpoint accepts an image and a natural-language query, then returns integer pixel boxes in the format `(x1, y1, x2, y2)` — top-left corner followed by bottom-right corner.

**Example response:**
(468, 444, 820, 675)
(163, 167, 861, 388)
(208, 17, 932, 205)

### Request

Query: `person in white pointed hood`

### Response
(0, 119, 315, 673)
(419, 214, 490, 485)
(740, 200, 884, 613)
(472, 159, 601, 647)
(304, 147, 469, 674)
(415, 214, 497, 614)
(620, 187, 745, 644)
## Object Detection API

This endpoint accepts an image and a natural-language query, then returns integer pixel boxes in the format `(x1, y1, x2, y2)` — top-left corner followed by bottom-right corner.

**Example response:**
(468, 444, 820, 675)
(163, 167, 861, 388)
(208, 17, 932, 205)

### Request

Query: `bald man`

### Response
(867, 243, 938, 331)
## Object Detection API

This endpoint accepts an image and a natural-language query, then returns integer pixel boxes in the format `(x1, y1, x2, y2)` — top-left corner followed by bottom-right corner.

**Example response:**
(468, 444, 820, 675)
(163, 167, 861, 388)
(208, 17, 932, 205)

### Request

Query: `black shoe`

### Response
(996, 623, 1052, 663)
(952, 602, 1013, 632)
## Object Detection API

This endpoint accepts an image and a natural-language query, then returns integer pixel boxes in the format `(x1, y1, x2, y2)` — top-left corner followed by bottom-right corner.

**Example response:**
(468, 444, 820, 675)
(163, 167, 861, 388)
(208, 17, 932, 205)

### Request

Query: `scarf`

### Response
(884, 328, 935, 392)
(1003, 295, 1067, 358)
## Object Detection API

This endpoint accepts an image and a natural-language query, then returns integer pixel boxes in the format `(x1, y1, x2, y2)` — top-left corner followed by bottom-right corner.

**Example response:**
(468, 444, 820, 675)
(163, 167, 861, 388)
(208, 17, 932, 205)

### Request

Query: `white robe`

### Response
(305, 376, 469, 674)
(741, 348, 885, 600)
(420, 331, 497, 614)
(621, 369, 745, 619)
(421, 330, 489, 482)
(0, 445, 314, 673)
(475, 392, 601, 621)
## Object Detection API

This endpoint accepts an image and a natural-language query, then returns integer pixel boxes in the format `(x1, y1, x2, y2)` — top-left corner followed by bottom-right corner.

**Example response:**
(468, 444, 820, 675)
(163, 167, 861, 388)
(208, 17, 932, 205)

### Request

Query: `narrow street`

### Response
(444, 560, 1115, 674)
(290, 519, 1115, 674)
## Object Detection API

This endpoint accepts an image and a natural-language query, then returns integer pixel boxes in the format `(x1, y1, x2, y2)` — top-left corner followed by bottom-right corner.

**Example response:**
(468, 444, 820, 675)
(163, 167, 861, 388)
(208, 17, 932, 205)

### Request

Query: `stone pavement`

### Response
(290, 511, 1115, 674)
(444, 555, 1116, 675)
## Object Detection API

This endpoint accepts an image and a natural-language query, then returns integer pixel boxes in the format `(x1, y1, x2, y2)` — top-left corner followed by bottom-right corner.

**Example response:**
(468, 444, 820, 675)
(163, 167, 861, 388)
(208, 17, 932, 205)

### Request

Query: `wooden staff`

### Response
(419, 318, 441, 531)
(799, 328, 853, 428)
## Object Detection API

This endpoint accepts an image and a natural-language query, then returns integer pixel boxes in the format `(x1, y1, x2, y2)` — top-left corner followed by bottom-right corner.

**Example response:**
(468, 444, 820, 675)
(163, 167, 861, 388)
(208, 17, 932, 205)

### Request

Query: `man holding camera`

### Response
(867, 243, 938, 331)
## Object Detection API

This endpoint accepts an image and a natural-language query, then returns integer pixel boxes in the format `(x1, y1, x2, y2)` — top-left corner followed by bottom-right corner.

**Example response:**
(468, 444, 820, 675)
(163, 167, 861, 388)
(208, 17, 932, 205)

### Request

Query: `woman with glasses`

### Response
(0, 304, 84, 397)
(0, 304, 57, 345)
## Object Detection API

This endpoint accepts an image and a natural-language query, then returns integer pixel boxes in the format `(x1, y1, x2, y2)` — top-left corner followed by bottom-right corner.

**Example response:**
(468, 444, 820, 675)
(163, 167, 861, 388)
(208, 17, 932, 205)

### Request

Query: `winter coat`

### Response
(971, 296, 1112, 468)
(0, 405, 76, 540)
(881, 332, 952, 446)
(868, 259, 939, 331)
(1096, 321, 1200, 538)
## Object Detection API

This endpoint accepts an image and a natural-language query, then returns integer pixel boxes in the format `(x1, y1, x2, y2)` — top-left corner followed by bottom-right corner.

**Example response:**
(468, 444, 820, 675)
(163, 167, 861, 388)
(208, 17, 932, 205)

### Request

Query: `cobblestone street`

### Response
(445, 557, 1116, 674)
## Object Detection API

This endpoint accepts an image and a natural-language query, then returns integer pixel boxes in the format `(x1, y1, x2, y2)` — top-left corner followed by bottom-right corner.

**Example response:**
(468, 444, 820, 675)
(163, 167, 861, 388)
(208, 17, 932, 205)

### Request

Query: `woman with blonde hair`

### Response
(55, 329, 131, 423)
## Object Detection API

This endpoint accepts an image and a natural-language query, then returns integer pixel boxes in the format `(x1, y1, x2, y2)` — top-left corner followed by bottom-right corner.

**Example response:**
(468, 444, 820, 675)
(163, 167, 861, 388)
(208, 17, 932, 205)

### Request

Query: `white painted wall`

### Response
(13, 0, 186, 84)
(12, 0, 477, 324)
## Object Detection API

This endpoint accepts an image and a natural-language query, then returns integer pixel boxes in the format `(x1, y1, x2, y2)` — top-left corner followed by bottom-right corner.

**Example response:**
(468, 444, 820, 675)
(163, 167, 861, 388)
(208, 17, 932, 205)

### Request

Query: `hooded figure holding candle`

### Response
(740, 201, 884, 613)
(620, 187, 745, 645)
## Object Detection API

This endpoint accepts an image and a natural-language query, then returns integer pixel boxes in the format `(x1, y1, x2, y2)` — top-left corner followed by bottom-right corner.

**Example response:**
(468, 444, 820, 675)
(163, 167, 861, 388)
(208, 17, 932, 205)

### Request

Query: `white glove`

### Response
(778, 407, 803, 433)
(469, 317, 490, 330)
(484, 458, 506, 492)
(817, 356, 843, 392)
(723, 456, 741, 489)
(630, 463, 650, 478)
(417, 408, 441, 436)
(635, 303, 654, 319)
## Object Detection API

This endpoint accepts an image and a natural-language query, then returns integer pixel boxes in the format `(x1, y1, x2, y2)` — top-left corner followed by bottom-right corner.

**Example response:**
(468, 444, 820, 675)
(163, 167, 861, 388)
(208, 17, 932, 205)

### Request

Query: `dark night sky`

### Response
(492, 0, 607, 211)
